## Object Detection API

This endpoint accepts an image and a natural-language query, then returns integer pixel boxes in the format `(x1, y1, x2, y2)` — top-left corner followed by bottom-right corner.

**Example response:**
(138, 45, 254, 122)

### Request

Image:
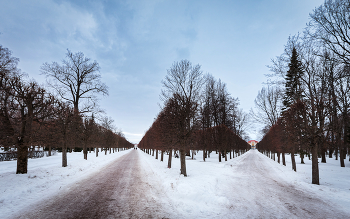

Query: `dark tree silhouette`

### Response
(41, 49, 108, 115)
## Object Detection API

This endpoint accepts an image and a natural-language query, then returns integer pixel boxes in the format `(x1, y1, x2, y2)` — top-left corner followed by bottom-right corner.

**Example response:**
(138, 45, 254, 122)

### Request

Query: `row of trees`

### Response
(0, 46, 133, 174)
(254, 0, 350, 185)
(138, 60, 250, 176)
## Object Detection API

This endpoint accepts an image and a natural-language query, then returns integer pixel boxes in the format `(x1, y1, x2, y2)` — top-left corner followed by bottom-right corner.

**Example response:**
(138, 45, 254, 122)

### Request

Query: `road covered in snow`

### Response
(1, 148, 349, 218)
(13, 150, 175, 218)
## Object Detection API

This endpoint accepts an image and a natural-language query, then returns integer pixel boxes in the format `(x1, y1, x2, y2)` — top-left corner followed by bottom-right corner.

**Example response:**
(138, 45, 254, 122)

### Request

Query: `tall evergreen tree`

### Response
(282, 46, 304, 172)
(283, 47, 304, 109)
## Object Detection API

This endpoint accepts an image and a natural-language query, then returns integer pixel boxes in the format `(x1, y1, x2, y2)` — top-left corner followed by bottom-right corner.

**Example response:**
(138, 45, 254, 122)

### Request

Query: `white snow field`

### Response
(0, 148, 349, 218)
(140, 150, 350, 218)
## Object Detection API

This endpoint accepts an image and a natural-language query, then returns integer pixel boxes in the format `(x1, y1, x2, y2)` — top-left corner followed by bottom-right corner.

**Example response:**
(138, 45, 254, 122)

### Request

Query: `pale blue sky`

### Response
(0, 0, 324, 143)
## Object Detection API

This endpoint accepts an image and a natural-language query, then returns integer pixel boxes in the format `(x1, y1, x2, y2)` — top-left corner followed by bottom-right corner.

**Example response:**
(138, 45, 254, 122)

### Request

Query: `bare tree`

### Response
(308, 0, 350, 64)
(10, 78, 56, 174)
(308, 0, 350, 166)
(54, 102, 74, 167)
(0, 45, 19, 76)
(161, 60, 205, 176)
(100, 116, 115, 131)
(251, 86, 283, 129)
(0, 45, 19, 149)
(41, 49, 108, 114)
(232, 108, 250, 141)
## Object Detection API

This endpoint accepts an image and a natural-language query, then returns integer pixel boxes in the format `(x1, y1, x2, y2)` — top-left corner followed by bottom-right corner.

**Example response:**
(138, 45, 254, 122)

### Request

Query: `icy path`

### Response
(14, 150, 175, 218)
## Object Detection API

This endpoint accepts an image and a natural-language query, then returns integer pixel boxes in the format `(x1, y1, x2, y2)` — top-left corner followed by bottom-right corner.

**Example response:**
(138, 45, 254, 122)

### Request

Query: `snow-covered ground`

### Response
(0, 149, 131, 218)
(1, 148, 350, 218)
(139, 149, 350, 218)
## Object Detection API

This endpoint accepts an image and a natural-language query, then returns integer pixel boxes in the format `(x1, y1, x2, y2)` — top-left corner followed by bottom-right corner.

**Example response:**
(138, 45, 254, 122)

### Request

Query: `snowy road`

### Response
(9, 149, 349, 218)
(225, 150, 348, 218)
(14, 150, 174, 219)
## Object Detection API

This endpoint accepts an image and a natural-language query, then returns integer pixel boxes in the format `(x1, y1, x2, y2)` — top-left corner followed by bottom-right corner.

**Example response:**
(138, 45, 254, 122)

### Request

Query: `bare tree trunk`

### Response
(105, 148, 107, 155)
(329, 147, 333, 158)
(277, 152, 280, 164)
(230, 150, 232, 159)
(312, 144, 319, 185)
(291, 152, 296, 172)
(152, 149, 154, 156)
(335, 146, 338, 160)
(180, 149, 187, 176)
(282, 152, 286, 166)
(155, 149, 158, 159)
(219, 152, 221, 162)
(96, 147, 98, 157)
(83, 144, 87, 160)
(62, 129, 68, 167)
(340, 146, 345, 167)
(224, 150, 227, 161)
(161, 150, 164, 161)
(168, 150, 172, 168)
(299, 152, 304, 164)
(203, 149, 206, 161)
(16, 140, 28, 174)
(48, 145, 52, 157)
(321, 147, 326, 163)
